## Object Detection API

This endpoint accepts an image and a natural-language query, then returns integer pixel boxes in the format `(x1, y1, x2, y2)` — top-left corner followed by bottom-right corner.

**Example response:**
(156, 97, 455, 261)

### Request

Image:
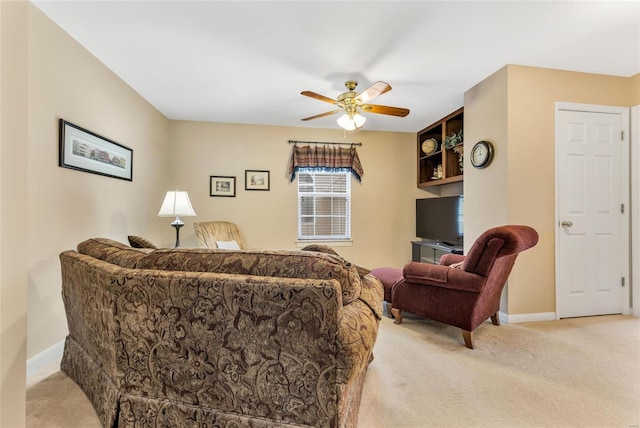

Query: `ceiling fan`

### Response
(301, 81, 410, 130)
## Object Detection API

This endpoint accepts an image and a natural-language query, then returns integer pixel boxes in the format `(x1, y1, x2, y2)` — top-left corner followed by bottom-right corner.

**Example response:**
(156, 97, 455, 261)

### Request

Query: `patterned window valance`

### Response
(287, 141, 364, 182)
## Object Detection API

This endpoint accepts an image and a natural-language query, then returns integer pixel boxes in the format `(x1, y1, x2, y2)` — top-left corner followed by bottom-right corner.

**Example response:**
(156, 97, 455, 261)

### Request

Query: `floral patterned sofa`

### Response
(59, 238, 383, 428)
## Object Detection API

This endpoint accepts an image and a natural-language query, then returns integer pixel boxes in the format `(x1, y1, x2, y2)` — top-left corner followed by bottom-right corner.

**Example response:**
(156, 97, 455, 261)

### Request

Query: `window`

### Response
(297, 169, 351, 241)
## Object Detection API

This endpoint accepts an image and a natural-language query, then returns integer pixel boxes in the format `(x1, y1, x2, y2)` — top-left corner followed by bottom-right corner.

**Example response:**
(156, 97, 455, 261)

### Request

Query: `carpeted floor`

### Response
(26, 313, 640, 427)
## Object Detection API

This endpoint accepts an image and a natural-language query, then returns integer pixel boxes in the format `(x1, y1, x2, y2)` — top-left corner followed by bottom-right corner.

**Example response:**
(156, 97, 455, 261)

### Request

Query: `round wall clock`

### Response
(421, 138, 438, 155)
(470, 140, 494, 169)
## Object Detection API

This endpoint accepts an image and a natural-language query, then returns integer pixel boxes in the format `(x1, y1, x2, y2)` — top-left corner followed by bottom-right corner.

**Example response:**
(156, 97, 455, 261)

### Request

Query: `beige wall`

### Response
(27, 5, 171, 360)
(631, 73, 640, 104)
(168, 121, 420, 268)
(1, 1, 29, 425)
(465, 64, 637, 316)
(463, 67, 510, 310)
(462, 67, 509, 238)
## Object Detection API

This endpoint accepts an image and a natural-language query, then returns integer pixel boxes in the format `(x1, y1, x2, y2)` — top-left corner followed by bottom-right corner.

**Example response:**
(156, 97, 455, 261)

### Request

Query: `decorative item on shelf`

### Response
(432, 164, 443, 180)
(421, 138, 438, 155)
(443, 130, 463, 149)
(158, 190, 197, 248)
(453, 145, 464, 172)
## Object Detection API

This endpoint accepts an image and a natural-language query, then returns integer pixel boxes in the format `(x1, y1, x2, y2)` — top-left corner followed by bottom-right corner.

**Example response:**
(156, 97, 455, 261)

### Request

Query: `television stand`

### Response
(411, 240, 463, 265)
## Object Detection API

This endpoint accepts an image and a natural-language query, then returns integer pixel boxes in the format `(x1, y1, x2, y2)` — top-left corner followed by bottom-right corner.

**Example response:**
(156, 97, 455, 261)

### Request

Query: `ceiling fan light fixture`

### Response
(302, 80, 408, 128)
(337, 113, 366, 131)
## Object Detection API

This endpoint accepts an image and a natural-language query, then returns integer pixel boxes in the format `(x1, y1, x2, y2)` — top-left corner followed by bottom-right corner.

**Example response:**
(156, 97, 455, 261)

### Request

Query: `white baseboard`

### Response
(499, 311, 556, 324)
(27, 340, 64, 387)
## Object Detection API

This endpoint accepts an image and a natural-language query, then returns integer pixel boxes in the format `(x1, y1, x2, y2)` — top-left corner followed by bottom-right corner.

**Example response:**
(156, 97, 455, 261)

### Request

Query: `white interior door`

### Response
(555, 104, 629, 319)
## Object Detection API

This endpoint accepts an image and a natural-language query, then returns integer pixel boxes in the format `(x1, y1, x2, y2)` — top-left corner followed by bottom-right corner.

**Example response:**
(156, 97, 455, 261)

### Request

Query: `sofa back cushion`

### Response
(77, 238, 150, 268)
(136, 248, 362, 304)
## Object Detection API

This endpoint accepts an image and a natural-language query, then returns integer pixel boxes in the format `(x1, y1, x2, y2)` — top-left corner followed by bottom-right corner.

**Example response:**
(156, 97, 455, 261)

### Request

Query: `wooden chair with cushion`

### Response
(193, 221, 245, 249)
(372, 225, 538, 349)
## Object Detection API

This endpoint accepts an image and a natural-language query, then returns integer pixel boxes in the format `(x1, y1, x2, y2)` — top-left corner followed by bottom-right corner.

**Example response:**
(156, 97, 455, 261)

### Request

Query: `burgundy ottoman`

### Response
(370, 267, 403, 304)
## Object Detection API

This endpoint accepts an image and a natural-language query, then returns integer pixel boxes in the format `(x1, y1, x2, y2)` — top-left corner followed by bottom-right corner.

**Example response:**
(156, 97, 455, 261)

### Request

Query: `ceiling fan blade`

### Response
(301, 91, 337, 105)
(362, 104, 410, 117)
(301, 110, 342, 121)
(355, 81, 392, 104)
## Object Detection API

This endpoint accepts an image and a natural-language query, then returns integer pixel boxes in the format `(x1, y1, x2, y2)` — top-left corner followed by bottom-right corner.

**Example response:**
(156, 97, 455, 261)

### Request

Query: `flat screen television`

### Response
(416, 195, 464, 247)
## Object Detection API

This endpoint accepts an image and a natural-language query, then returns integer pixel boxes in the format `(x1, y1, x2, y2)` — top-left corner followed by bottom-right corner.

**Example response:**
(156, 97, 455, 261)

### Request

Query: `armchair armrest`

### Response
(403, 261, 449, 283)
(402, 261, 485, 293)
(440, 253, 465, 266)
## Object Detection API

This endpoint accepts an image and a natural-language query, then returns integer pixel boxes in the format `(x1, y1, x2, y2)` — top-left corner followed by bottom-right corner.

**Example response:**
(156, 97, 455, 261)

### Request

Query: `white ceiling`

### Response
(32, 1, 640, 133)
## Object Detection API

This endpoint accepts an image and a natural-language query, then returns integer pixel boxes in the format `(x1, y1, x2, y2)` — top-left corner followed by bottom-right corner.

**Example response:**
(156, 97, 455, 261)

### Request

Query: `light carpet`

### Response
(27, 313, 640, 427)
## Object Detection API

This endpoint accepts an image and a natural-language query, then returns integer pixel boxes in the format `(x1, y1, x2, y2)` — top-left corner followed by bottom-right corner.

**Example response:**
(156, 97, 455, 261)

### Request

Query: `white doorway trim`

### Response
(632, 104, 639, 317)
(554, 102, 631, 317)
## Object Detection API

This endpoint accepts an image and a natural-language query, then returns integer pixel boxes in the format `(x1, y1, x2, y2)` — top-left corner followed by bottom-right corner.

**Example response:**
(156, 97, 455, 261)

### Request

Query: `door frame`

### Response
(554, 102, 631, 318)
(632, 104, 639, 317)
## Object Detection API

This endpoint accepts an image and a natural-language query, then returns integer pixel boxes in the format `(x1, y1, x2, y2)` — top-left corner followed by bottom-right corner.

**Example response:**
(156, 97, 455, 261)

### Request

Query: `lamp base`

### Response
(171, 218, 185, 248)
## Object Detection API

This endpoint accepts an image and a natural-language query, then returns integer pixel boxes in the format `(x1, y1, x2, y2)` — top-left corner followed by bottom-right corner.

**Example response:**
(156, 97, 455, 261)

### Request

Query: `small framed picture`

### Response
(245, 170, 270, 191)
(210, 176, 236, 197)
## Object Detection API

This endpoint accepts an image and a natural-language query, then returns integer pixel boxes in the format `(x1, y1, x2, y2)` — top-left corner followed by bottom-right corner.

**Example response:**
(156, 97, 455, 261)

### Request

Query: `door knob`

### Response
(561, 220, 573, 227)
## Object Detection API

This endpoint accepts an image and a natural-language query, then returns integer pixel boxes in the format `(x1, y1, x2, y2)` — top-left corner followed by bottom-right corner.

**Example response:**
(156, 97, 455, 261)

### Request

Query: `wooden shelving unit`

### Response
(417, 108, 464, 188)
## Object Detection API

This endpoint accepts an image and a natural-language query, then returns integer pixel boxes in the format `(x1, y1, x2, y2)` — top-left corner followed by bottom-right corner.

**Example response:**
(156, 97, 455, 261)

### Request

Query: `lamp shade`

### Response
(337, 113, 366, 131)
(158, 190, 196, 217)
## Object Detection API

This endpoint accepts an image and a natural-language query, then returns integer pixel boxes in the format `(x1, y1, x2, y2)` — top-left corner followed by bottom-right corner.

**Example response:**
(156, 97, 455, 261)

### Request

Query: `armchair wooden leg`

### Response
(462, 330, 474, 349)
(391, 308, 403, 325)
(491, 313, 500, 326)
(387, 303, 395, 319)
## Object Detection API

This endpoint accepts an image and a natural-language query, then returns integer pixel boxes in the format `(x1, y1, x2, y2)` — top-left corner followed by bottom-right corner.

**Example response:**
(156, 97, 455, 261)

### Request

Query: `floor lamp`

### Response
(158, 190, 197, 248)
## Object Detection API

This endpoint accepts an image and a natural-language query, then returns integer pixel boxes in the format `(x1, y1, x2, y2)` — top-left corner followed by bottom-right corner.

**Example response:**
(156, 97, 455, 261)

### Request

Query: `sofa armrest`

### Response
(332, 274, 382, 386)
(60, 251, 124, 382)
(77, 238, 150, 268)
(357, 274, 384, 320)
(402, 261, 485, 293)
(336, 299, 379, 385)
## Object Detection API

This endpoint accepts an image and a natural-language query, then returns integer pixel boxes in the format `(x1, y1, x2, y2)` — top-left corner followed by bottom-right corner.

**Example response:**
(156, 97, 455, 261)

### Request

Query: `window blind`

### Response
(297, 169, 351, 240)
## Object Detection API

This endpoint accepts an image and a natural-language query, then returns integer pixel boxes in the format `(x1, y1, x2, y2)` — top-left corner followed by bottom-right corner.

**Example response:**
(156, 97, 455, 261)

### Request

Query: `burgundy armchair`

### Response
(373, 225, 538, 349)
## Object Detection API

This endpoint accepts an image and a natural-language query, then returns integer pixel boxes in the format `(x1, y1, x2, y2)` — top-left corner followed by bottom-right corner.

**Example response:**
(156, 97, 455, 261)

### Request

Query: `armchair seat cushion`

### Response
(402, 261, 485, 293)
